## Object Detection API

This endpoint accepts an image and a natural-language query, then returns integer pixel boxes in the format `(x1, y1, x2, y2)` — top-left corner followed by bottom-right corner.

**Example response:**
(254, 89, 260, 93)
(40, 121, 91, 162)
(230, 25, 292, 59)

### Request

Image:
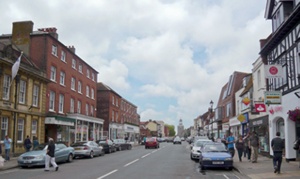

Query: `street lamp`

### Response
(209, 100, 214, 139)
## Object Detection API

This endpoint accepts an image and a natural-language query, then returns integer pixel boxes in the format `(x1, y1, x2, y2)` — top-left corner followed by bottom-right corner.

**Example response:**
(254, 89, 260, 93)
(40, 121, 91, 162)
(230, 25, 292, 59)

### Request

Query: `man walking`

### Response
(24, 135, 32, 152)
(249, 131, 259, 163)
(3, 135, 12, 161)
(45, 138, 58, 172)
(271, 132, 285, 174)
(226, 132, 235, 157)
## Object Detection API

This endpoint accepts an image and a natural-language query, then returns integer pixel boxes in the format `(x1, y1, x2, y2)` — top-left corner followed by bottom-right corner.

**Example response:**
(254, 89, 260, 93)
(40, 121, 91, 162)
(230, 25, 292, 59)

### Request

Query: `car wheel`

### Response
(90, 151, 94, 158)
(227, 167, 233, 170)
(145, 146, 147, 149)
(119, 147, 122, 151)
(128, 145, 132, 150)
(109, 148, 112, 153)
(190, 154, 193, 160)
(67, 154, 73, 162)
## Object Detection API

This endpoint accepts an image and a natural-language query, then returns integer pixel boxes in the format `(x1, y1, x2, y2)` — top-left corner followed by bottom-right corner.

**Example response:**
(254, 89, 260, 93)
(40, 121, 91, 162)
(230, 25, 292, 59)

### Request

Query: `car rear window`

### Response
(146, 138, 155, 142)
(71, 142, 87, 146)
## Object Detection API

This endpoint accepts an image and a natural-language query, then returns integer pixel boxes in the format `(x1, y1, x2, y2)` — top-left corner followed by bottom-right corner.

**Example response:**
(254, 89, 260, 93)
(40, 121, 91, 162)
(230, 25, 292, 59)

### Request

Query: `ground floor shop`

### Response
(249, 115, 269, 156)
(268, 91, 300, 160)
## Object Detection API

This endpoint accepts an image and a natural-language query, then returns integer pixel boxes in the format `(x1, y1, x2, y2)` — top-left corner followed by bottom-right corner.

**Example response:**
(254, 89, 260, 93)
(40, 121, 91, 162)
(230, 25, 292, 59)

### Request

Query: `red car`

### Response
(145, 137, 160, 149)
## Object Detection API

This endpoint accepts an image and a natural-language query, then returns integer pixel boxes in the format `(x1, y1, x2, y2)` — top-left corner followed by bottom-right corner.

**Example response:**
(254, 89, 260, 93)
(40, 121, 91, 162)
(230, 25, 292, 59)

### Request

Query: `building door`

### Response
(296, 121, 300, 158)
(277, 118, 285, 139)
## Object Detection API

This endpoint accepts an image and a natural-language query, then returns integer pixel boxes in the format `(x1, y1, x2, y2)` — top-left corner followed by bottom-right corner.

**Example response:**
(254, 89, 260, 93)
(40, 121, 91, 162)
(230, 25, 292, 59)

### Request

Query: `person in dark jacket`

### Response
(271, 132, 285, 174)
(235, 135, 244, 162)
(45, 138, 58, 172)
(24, 135, 32, 152)
(33, 136, 39, 149)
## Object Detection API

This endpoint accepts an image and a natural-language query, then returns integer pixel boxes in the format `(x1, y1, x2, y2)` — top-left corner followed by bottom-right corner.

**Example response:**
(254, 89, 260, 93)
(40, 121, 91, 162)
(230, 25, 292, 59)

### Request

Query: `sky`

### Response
(0, 0, 272, 131)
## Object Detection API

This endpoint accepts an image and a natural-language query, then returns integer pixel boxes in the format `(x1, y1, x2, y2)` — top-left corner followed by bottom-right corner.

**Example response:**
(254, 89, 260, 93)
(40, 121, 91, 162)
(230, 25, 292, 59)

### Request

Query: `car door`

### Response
(91, 141, 100, 156)
(54, 144, 64, 162)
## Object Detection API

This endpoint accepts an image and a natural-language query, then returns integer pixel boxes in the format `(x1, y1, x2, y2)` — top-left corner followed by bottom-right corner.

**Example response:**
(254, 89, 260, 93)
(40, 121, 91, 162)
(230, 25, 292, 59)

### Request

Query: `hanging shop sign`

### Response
(242, 97, 251, 106)
(265, 65, 283, 78)
(255, 103, 266, 112)
(264, 91, 282, 105)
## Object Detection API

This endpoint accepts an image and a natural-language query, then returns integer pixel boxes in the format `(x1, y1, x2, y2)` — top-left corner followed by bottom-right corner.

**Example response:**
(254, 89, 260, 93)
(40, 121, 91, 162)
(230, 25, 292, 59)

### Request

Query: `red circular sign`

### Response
(269, 66, 278, 75)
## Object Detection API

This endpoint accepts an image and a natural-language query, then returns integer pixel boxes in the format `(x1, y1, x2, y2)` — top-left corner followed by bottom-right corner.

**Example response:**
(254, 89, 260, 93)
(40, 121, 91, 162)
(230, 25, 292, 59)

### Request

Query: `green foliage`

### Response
(165, 124, 176, 136)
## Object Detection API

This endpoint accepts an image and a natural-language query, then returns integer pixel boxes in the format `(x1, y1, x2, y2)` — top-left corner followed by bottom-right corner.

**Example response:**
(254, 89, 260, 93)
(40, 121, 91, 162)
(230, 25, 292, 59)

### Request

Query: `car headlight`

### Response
(18, 156, 23, 160)
(202, 158, 212, 161)
(35, 155, 44, 160)
(224, 158, 233, 161)
(99, 146, 103, 149)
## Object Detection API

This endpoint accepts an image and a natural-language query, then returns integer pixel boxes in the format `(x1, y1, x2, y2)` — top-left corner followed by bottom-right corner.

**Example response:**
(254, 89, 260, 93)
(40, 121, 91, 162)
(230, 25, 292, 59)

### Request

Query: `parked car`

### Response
(113, 139, 132, 151)
(18, 143, 74, 167)
(190, 139, 212, 160)
(97, 139, 117, 153)
(145, 137, 159, 149)
(199, 142, 233, 170)
(190, 136, 209, 149)
(173, 136, 182, 144)
(166, 137, 174, 143)
(71, 141, 104, 158)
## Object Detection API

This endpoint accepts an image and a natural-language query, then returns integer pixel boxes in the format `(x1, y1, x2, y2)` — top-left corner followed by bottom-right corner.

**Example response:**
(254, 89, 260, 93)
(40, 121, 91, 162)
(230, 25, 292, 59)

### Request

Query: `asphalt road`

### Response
(0, 142, 245, 179)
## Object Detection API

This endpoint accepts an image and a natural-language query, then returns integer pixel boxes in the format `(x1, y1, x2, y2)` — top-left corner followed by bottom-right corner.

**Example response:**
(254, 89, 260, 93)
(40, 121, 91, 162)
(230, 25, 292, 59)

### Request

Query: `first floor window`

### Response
(70, 98, 75, 113)
(77, 101, 81, 114)
(32, 85, 39, 107)
(1, 117, 8, 141)
(49, 91, 55, 111)
(19, 80, 27, 104)
(32, 120, 37, 135)
(85, 103, 89, 116)
(17, 119, 24, 142)
(59, 94, 64, 113)
(3, 75, 11, 100)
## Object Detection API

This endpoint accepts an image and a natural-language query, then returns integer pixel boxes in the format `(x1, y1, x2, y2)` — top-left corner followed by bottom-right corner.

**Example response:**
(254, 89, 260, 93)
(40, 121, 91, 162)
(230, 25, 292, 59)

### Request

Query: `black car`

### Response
(97, 139, 117, 153)
(113, 139, 132, 151)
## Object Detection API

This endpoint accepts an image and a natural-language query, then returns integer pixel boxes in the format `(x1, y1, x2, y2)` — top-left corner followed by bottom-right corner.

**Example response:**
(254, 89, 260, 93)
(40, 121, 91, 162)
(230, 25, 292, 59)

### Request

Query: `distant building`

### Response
(177, 119, 184, 137)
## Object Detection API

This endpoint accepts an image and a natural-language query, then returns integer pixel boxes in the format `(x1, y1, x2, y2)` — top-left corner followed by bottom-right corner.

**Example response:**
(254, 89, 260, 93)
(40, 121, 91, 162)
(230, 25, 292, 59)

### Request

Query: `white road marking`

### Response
(223, 174, 230, 179)
(141, 153, 151, 158)
(0, 169, 19, 175)
(97, 169, 118, 179)
(123, 159, 139, 167)
(151, 150, 158, 153)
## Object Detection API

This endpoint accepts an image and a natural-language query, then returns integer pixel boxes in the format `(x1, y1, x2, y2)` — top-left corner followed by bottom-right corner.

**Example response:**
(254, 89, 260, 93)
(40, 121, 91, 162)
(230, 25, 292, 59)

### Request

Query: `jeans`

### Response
(228, 148, 235, 157)
(237, 149, 243, 161)
(244, 147, 251, 160)
(273, 152, 282, 172)
(5, 149, 10, 161)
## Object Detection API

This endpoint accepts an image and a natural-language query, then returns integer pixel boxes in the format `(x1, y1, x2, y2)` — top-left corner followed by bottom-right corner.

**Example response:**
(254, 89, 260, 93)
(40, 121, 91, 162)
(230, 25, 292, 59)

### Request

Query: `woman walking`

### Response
(236, 135, 244, 162)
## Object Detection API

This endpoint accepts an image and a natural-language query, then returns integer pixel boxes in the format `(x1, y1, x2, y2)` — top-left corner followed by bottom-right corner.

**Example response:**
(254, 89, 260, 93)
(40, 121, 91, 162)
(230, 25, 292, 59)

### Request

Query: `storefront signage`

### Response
(242, 97, 251, 105)
(264, 91, 282, 105)
(249, 115, 268, 127)
(268, 105, 283, 115)
(265, 65, 283, 78)
(222, 124, 229, 132)
(255, 103, 266, 112)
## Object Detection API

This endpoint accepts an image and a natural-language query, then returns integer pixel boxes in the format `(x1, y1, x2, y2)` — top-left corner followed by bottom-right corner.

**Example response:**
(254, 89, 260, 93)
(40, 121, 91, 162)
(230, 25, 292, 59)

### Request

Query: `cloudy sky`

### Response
(0, 0, 271, 131)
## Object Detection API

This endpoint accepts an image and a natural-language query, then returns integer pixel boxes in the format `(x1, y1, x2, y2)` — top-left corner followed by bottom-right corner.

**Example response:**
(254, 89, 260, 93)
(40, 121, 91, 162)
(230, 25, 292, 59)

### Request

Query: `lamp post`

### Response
(209, 100, 214, 139)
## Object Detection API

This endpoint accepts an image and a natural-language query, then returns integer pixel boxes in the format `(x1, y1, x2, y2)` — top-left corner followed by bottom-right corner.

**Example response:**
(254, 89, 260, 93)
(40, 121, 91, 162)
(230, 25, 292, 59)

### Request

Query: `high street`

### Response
(0, 142, 243, 179)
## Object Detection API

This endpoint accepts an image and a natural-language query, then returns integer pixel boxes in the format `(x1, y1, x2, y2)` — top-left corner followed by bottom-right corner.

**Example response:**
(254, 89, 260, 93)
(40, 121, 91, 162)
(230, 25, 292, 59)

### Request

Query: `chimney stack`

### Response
(12, 21, 34, 56)
(68, 45, 76, 53)
(38, 27, 58, 39)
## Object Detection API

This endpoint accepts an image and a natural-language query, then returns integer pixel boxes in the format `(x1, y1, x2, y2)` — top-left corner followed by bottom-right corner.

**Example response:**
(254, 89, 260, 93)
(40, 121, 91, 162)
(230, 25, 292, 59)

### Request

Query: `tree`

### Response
(165, 124, 175, 136)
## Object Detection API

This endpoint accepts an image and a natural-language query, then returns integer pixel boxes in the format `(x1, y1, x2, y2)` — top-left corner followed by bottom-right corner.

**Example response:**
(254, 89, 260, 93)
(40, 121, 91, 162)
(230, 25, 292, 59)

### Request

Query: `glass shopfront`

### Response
(249, 115, 269, 156)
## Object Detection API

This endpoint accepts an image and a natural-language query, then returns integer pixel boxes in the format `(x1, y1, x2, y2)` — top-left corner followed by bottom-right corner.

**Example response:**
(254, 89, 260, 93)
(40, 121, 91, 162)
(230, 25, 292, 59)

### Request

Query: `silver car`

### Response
(71, 141, 104, 158)
(190, 139, 212, 160)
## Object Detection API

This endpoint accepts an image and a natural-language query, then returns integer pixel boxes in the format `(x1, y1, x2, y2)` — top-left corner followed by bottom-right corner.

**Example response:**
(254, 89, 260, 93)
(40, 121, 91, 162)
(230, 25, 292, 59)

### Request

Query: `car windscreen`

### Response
(33, 143, 47, 151)
(195, 140, 211, 147)
(146, 138, 155, 142)
(203, 144, 227, 152)
(71, 142, 87, 146)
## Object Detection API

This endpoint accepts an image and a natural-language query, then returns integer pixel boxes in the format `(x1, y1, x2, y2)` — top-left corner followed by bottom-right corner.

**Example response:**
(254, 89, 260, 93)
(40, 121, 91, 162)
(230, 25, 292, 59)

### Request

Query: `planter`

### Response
(287, 108, 300, 122)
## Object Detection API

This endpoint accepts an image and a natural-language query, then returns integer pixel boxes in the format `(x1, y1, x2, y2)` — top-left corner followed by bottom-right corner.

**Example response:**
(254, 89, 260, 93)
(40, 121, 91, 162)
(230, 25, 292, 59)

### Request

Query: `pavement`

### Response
(232, 153, 300, 179)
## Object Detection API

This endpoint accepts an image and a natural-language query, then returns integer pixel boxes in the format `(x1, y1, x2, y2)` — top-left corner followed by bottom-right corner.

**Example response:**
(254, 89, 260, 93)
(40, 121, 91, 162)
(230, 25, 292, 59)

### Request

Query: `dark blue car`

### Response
(199, 142, 233, 170)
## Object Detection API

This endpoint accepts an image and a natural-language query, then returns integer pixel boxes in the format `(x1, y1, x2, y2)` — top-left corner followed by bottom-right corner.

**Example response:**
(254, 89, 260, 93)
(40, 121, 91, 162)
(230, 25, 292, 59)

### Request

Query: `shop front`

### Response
(109, 122, 124, 140)
(229, 117, 241, 138)
(124, 124, 140, 143)
(45, 116, 76, 146)
(249, 115, 269, 156)
(68, 114, 104, 143)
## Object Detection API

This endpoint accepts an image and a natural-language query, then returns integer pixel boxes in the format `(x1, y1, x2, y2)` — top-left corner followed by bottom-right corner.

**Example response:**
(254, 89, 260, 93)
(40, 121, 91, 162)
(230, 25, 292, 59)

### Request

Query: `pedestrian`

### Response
(24, 135, 32, 152)
(243, 132, 252, 161)
(235, 135, 244, 162)
(3, 135, 12, 161)
(271, 132, 285, 174)
(226, 132, 235, 157)
(33, 136, 39, 149)
(222, 134, 228, 149)
(249, 131, 259, 163)
(45, 138, 58, 172)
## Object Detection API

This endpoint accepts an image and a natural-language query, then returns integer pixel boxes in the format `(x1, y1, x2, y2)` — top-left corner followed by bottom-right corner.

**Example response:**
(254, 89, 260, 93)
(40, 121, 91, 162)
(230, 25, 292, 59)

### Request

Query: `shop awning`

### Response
(45, 116, 75, 126)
